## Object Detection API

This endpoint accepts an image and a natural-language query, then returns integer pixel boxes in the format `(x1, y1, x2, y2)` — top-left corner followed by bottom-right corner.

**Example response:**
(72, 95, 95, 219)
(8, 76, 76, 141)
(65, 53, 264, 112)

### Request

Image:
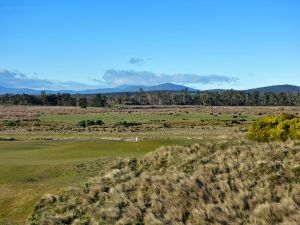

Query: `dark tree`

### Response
(92, 94, 107, 107)
(78, 97, 88, 108)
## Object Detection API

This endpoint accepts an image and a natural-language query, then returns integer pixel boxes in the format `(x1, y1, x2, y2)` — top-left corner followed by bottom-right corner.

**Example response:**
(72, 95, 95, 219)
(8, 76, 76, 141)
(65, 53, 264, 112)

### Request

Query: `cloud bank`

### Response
(0, 68, 237, 90)
(101, 69, 237, 86)
(0, 69, 96, 90)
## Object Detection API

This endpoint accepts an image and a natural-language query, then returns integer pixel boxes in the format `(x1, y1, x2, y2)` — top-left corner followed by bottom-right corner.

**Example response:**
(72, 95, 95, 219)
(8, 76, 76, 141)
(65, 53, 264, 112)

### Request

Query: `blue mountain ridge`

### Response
(0, 84, 299, 95)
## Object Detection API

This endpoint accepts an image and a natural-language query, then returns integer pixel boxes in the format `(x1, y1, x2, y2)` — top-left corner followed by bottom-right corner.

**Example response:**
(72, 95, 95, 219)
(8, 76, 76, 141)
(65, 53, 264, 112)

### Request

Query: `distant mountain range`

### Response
(245, 84, 300, 93)
(0, 83, 196, 95)
(76, 83, 197, 94)
(0, 84, 299, 95)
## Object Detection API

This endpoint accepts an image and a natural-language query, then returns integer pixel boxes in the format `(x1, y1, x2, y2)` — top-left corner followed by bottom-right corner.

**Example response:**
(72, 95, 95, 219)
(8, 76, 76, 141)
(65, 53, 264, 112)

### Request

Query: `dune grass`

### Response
(30, 141, 300, 225)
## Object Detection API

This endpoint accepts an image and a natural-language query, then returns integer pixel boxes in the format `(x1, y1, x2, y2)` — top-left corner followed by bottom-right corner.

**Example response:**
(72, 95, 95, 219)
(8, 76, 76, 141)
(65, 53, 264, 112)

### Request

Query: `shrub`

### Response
(95, 119, 104, 125)
(116, 121, 141, 127)
(78, 120, 86, 127)
(163, 123, 171, 128)
(86, 120, 95, 126)
(3, 120, 21, 127)
(289, 118, 300, 139)
(248, 113, 300, 141)
(78, 119, 104, 127)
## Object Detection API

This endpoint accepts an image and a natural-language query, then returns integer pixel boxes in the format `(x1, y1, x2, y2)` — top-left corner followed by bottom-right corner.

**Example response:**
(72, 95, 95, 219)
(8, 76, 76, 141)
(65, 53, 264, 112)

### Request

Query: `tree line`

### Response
(1, 89, 300, 107)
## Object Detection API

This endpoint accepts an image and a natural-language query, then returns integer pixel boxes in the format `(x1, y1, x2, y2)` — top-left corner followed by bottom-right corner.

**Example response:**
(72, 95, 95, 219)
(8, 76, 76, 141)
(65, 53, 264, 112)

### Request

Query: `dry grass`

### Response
(30, 141, 300, 225)
(0, 105, 299, 120)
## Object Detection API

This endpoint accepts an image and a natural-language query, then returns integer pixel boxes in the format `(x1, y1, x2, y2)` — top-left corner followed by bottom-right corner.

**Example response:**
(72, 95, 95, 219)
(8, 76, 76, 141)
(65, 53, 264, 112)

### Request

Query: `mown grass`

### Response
(0, 138, 201, 225)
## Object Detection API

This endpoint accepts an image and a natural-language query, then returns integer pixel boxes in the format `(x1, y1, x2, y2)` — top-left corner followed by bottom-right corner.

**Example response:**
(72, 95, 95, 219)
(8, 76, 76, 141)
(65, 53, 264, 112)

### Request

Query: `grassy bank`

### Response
(30, 141, 300, 225)
(0, 138, 200, 225)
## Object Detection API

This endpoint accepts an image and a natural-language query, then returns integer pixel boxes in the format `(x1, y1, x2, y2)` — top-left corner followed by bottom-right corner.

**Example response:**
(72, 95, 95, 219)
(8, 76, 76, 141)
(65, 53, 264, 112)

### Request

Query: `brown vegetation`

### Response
(30, 141, 300, 225)
(1, 105, 299, 121)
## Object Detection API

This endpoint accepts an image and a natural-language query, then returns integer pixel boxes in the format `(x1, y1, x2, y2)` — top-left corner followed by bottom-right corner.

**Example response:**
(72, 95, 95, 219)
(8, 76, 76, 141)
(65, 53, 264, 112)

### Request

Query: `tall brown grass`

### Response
(29, 141, 300, 225)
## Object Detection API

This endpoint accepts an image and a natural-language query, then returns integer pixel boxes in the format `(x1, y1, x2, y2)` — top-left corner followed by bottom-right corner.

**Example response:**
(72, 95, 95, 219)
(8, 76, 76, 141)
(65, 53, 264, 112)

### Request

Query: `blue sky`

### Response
(0, 0, 299, 90)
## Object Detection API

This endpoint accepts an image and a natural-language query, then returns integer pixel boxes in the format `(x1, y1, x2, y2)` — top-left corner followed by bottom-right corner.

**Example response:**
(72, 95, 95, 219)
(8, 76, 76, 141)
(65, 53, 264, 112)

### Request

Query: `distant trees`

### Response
(92, 94, 107, 107)
(78, 97, 88, 108)
(1, 90, 300, 107)
(136, 88, 148, 105)
(57, 93, 77, 106)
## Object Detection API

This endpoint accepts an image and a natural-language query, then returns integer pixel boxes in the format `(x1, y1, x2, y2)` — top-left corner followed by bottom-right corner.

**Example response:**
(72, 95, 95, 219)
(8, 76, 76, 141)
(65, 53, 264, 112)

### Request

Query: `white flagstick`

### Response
(136, 136, 140, 151)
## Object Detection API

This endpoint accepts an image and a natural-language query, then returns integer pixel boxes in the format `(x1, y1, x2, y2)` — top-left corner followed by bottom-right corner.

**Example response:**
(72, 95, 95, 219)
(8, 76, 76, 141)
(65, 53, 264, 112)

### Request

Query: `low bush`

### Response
(85, 120, 95, 126)
(116, 121, 141, 127)
(78, 119, 104, 127)
(248, 113, 300, 141)
(95, 119, 104, 125)
(2, 120, 21, 127)
(78, 120, 86, 127)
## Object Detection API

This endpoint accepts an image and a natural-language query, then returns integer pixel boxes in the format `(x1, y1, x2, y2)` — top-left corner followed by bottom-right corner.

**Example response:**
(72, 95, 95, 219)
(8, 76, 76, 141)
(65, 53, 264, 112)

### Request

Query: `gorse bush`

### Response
(248, 113, 300, 141)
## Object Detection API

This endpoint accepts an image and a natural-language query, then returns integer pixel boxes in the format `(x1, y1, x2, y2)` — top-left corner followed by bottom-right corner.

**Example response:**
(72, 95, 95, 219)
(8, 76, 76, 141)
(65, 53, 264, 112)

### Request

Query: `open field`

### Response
(0, 106, 299, 224)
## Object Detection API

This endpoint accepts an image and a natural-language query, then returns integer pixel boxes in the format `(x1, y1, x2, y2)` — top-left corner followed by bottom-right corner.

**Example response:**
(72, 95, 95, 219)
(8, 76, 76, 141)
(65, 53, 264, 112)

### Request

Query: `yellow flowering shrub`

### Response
(248, 113, 300, 141)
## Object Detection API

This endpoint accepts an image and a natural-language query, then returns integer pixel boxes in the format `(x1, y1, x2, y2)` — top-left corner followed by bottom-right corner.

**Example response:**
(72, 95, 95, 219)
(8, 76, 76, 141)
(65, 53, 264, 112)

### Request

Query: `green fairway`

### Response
(0, 138, 200, 225)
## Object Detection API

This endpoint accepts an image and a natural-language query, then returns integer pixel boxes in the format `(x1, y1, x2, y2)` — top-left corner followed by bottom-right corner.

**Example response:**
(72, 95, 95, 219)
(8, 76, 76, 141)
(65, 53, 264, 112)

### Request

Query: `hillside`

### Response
(0, 86, 42, 95)
(246, 84, 300, 93)
(80, 83, 197, 94)
(30, 141, 300, 225)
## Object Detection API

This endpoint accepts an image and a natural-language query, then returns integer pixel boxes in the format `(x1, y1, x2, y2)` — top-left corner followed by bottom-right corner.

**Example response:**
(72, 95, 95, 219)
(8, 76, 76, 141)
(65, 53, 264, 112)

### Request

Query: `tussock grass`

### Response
(30, 141, 300, 224)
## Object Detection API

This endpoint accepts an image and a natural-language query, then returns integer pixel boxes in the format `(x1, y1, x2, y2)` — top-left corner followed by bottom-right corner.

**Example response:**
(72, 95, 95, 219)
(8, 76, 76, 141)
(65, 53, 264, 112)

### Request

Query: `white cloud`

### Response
(0, 69, 98, 90)
(101, 69, 237, 86)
